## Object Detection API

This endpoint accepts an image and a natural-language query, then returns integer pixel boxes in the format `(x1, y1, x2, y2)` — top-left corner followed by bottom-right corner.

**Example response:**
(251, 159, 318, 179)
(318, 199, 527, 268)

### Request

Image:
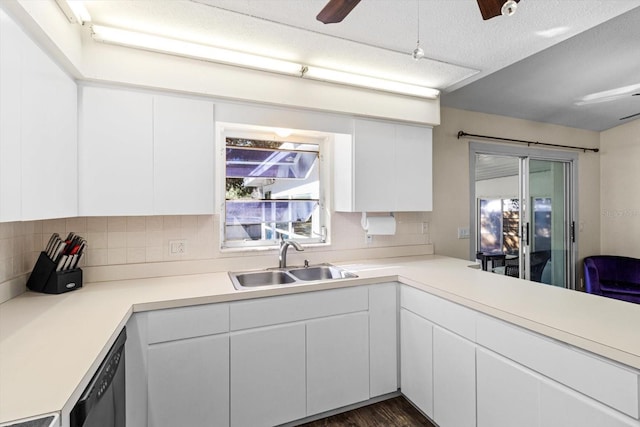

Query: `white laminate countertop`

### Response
(1, 255, 640, 424)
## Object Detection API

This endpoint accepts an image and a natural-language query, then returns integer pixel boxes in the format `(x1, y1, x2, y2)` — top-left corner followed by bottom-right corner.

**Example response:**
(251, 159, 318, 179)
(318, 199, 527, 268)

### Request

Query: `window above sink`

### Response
(219, 124, 332, 250)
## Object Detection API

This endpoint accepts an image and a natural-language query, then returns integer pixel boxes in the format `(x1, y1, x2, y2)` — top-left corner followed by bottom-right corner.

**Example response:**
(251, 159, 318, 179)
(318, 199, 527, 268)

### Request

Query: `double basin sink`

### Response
(229, 263, 358, 290)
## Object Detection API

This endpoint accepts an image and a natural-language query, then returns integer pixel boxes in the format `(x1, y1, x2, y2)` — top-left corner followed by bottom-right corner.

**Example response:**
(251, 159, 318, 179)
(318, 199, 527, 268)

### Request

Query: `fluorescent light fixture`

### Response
(55, 0, 91, 24)
(303, 66, 440, 99)
(92, 25, 302, 76)
(575, 83, 640, 106)
(91, 25, 440, 99)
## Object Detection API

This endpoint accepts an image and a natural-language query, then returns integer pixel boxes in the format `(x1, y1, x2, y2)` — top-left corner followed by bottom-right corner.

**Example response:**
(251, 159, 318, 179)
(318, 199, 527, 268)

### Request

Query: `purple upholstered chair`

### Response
(583, 256, 640, 304)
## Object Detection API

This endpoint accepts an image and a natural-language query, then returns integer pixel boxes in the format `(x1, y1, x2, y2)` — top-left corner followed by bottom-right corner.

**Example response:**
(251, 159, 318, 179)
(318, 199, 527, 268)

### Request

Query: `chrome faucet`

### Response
(278, 236, 304, 268)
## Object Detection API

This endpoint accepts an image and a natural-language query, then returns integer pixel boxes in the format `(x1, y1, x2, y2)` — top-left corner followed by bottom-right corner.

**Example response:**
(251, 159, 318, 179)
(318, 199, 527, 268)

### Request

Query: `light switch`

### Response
(457, 227, 470, 239)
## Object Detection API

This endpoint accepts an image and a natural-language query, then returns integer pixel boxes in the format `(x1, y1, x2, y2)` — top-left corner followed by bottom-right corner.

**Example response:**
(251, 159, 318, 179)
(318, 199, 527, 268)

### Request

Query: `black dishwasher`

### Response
(70, 327, 126, 427)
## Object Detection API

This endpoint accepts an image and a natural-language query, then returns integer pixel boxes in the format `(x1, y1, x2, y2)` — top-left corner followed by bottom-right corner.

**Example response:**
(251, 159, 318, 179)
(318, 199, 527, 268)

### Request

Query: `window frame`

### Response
(217, 124, 330, 250)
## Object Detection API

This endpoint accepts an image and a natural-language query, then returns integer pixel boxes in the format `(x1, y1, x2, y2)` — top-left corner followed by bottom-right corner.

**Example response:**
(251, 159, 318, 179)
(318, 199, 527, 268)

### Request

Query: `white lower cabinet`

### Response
(476, 348, 541, 427)
(433, 327, 476, 427)
(307, 312, 370, 415)
(230, 323, 306, 427)
(147, 334, 229, 427)
(540, 380, 638, 427)
(477, 347, 640, 427)
(400, 308, 434, 418)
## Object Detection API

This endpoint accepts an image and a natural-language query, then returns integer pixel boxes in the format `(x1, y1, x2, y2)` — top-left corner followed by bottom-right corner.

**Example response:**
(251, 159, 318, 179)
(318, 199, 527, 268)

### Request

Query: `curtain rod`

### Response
(457, 131, 599, 153)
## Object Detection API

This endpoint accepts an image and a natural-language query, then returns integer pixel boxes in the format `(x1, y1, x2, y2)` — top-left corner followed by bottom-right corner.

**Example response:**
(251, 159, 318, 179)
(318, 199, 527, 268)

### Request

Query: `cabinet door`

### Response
(147, 334, 229, 427)
(394, 124, 432, 211)
(540, 381, 637, 427)
(353, 118, 395, 212)
(153, 95, 214, 214)
(79, 86, 153, 215)
(230, 323, 306, 427)
(477, 348, 539, 427)
(21, 36, 77, 220)
(369, 283, 398, 397)
(400, 308, 434, 418)
(307, 312, 370, 416)
(433, 327, 476, 427)
(0, 9, 23, 222)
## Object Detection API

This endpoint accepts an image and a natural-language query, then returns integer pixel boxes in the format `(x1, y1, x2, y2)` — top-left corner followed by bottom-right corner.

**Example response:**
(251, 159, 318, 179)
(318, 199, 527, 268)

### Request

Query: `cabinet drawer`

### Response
(230, 287, 368, 331)
(477, 314, 640, 418)
(401, 285, 476, 341)
(147, 303, 229, 344)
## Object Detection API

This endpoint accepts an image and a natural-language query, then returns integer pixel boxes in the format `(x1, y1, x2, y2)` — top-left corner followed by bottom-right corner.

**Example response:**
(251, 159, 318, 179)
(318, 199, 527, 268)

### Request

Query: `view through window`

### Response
(223, 137, 324, 248)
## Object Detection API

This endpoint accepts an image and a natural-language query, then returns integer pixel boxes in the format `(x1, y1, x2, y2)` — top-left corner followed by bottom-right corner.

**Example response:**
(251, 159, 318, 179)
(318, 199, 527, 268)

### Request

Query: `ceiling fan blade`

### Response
(316, 0, 361, 24)
(476, 0, 519, 20)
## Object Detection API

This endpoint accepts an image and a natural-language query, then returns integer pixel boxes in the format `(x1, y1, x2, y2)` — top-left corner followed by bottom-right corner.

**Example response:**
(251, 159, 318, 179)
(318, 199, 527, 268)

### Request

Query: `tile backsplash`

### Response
(0, 212, 431, 301)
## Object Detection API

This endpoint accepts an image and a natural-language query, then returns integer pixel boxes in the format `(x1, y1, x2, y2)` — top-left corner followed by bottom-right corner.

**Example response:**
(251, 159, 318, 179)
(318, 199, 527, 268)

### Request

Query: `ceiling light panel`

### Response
(303, 66, 440, 99)
(91, 25, 440, 99)
(91, 25, 302, 76)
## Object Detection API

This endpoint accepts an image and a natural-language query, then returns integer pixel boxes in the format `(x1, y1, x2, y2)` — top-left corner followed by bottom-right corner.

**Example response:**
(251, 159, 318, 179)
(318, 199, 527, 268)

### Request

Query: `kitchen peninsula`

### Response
(1, 255, 639, 427)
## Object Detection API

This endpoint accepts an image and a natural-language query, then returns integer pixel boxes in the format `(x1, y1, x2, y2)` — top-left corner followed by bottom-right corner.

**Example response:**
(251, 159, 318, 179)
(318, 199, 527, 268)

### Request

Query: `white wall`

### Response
(599, 118, 640, 257)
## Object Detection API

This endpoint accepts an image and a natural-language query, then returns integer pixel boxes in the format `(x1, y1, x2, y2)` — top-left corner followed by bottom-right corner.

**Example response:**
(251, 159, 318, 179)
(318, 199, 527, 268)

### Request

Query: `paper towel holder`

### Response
(361, 212, 396, 235)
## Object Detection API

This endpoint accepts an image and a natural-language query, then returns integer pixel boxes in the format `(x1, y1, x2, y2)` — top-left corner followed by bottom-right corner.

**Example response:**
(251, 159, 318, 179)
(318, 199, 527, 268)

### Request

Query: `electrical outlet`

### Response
(422, 222, 429, 234)
(365, 234, 373, 245)
(169, 239, 186, 255)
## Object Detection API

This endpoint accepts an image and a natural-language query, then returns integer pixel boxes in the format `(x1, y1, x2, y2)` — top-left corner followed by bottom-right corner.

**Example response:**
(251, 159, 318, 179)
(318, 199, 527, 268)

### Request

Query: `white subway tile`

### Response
(146, 216, 163, 232)
(127, 247, 146, 264)
(145, 247, 163, 262)
(127, 217, 146, 232)
(107, 232, 127, 248)
(107, 217, 127, 232)
(107, 248, 127, 265)
(87, 232, 108, 249)
(126, 231, 146, 248)
(87, 217, 108, 232)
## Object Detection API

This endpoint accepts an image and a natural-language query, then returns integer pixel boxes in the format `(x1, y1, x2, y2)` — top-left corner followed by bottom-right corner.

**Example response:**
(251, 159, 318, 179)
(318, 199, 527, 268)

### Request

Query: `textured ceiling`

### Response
(83, 0, 640, 131)
(442, 5, 640, 131)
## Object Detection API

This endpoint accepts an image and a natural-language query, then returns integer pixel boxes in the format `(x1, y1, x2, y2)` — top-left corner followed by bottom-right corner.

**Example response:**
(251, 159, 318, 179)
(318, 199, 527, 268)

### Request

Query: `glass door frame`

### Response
(469, 142, 578, 289)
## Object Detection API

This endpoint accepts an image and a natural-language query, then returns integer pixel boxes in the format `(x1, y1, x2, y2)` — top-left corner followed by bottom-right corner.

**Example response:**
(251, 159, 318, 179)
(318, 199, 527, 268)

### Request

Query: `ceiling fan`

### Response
(316, 0, 520, 24)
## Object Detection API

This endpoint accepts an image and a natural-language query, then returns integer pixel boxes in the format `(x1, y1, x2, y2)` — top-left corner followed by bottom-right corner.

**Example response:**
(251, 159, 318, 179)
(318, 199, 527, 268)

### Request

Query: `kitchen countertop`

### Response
(1, 255, 640, 424)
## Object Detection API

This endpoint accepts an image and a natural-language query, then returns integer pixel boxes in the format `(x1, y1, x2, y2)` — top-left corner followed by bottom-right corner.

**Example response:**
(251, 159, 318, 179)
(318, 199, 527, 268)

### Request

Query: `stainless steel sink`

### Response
(233, 270, 297, 287)
(229, 263, 357, 290)
(288, 265, 358, 281)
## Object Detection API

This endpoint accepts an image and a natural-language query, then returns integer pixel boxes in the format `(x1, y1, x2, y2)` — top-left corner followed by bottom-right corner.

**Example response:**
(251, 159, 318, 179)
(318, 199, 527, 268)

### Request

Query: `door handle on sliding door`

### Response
(522, 223, 530, 246)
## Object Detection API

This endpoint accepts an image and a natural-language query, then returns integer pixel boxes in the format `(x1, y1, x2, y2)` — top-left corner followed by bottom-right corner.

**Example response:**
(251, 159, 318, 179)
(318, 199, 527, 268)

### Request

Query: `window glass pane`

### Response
(479, 199, 502, 254)
(225, 201, 318, 224)
(226, 147, 318, 179)
(223, 135, 324, 248)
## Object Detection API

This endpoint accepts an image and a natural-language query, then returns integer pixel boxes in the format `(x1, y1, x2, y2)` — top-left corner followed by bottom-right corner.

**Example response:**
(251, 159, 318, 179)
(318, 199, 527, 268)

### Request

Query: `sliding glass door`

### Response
(522, 158, 570, 287)
(472, 144, 576, 289)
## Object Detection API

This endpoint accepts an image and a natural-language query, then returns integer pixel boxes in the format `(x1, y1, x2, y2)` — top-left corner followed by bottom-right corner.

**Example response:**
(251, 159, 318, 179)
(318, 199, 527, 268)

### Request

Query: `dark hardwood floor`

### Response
(296, 397, 436, 427)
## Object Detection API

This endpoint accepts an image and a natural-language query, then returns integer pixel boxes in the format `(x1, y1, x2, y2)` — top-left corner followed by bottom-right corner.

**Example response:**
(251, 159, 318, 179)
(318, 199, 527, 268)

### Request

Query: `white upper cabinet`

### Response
(79, 86, 215, 216)
(21, 37, 78, 221)
(0, 10, 23, 222)
(333, 118, 432, 212)
(79, 86, 154, 216)
(1, 10, 78, 222)
(153, 95, 214, 214)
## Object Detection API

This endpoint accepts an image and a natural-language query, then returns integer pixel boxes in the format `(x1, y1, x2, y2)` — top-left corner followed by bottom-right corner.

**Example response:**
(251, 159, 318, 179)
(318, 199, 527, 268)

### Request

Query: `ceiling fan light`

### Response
(501, 0, 518, 16)
(412, 45, 425, 61)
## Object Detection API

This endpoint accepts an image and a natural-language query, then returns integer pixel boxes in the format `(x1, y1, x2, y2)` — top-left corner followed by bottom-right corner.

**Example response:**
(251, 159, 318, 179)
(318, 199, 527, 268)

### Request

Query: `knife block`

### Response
(26, 252, 83, 294)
